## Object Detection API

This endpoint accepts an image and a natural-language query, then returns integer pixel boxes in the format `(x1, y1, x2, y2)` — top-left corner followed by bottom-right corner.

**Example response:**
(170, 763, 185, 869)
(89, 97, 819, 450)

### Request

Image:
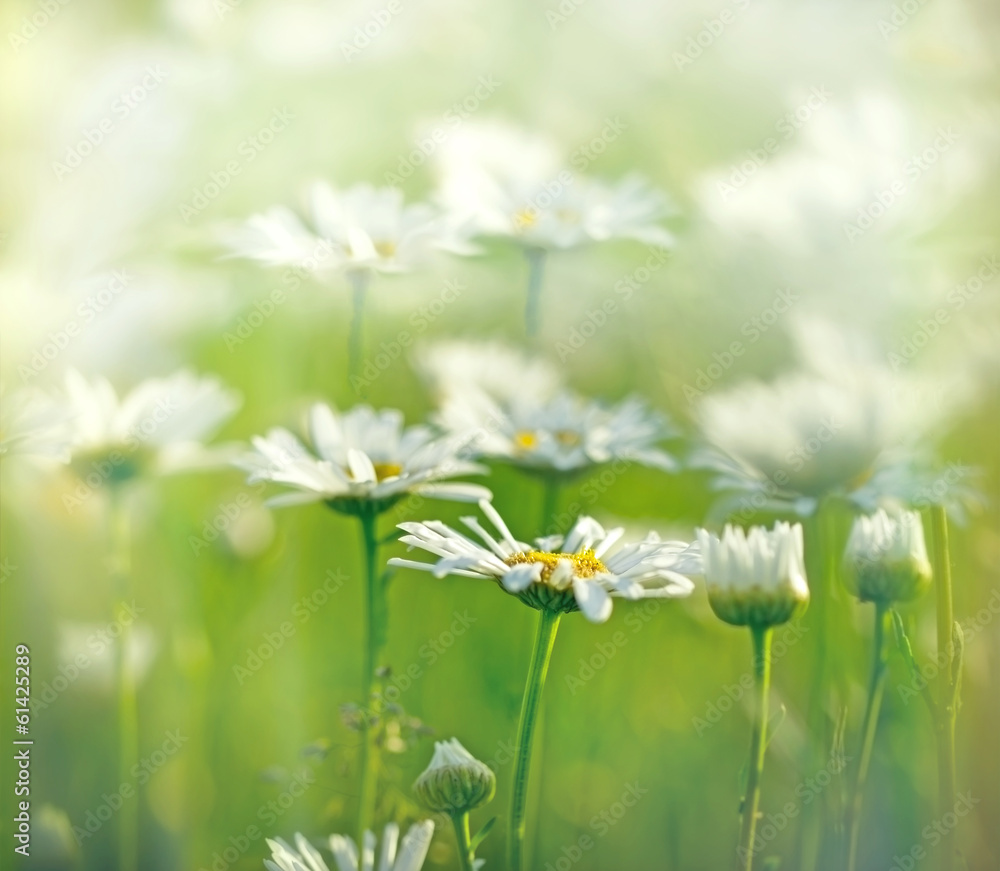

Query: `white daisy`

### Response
(264, 822, 434, 871)
(843, 508, 932, 604)
(692, 318, 962, 517)
(389, 500, 699, 623)
(237, 403, 492, 514)
(223, 182, 450, 276)
(58, 368, 240, 477)
(697, 522, 810, 628)
(0, 387, 71, 462)
(420, 341, 677, 475)
(436, 122, 675, 252)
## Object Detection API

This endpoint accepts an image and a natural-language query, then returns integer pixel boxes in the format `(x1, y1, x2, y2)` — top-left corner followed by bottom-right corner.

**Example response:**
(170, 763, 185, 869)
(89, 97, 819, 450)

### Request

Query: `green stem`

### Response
(736, 626, 771, 871)
(524, 248, 547, 337)
(451, 812, 476, 871)
(845, 601, 890, 871)
(356, 508, 383, 848)
(348, 270, 371, 387)
(110, 486, 138, 871)
(930, 506, 958, 871)
(506, 608, 561, 871)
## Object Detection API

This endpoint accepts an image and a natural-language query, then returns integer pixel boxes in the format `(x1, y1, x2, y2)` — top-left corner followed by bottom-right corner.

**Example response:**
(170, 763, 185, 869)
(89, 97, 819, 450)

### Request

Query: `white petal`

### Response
(572, 577, 613, 622)
(502, 562, 541, 592)
(347, 449, 378, 483)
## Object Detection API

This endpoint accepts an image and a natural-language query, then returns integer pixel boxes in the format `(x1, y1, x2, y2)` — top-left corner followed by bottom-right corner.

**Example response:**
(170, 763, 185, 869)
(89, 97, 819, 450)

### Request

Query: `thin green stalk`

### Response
(845, 601, 891, 871)
(356, 508, 383, 848)
(930, 506, 958, 871)
(110, 486, 137, 871)
(506, 608, 561, 871)
(524, 248, 547, 337)
(348, 270, 371, 386)
(736, 625, 771, 871)
(450, 812, 476, 871)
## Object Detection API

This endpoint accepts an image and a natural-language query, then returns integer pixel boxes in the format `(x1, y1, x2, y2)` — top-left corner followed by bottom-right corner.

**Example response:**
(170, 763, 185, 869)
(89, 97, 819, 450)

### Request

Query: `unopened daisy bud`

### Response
(698, 522, 810, 629)
(413, 738, 495, 815)
(843, 509, 931, 604)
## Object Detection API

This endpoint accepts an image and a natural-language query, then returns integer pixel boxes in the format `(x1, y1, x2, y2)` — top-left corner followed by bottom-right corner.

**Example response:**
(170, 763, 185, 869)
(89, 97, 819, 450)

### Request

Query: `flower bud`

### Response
(697, 522, 810, 628)
(843, 509, 931, 604)
(413, 738, 495, 815)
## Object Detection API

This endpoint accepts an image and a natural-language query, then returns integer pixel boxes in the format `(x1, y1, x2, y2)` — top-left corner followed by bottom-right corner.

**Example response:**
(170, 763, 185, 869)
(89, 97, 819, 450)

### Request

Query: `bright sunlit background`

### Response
(1, 0, 998, 869)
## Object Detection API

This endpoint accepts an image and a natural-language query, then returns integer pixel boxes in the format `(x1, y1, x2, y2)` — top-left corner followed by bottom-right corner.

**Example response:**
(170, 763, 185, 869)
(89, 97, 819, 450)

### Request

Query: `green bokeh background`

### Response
(1, 0, 998, 868)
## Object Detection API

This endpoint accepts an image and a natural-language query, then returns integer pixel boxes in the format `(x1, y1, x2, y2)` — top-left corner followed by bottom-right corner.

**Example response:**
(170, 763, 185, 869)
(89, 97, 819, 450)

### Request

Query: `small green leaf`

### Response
(470, 816, 497, 851)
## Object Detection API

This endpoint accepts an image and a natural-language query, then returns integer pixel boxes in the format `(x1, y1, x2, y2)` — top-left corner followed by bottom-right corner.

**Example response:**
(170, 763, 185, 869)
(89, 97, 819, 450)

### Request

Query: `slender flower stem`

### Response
(356, 507, 384, 848)
(507, 608, 561, 871)
(348, 270, 371, 386)
(845, 601, 890, 871)
(450, 812, 476, 871)
(736, 625, 772, 871)
(110, 486, 138, 871)
(930, 506, 958, 871)
(523, 248, 547, 337)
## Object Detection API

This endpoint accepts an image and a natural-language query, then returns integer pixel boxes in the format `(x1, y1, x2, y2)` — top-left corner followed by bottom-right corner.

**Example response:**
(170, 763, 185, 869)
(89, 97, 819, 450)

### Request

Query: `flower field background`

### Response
(1, 1, 999, 870)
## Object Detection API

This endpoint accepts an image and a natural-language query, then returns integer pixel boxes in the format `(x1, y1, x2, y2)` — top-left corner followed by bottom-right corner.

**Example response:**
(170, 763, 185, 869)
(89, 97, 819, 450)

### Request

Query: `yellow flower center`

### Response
(504, 549, 607, 582)
(373, 240, 397, 259)
(554, 429, 581, 447)
(371, 462, 403, 481)
(513, 209, 538, 230)
(514, 430, 539, 451)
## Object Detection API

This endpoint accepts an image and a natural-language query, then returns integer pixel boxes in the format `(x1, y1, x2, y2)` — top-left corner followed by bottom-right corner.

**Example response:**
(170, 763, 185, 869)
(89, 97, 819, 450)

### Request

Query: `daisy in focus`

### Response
(420, 340, 679, 477)
(237, 402, 492, 515)
(390, 499, 699, 622)
(58, 368, 241, 482)
(435, 121, 676, 333)
(264, 822, 435, 871)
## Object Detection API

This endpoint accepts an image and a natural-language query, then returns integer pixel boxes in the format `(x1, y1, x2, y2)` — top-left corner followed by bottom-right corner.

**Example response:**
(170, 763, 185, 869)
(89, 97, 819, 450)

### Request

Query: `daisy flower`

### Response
(59, 368, 240, 480)
(420, 341, 679, 477)
(843, 508, 931, 604)
(237, 402, 492, 515)
(264, 822, 434, 871)
(697, 522, 810, 629)
(435, 121, 675, 333)
(390, 500, 699, 622)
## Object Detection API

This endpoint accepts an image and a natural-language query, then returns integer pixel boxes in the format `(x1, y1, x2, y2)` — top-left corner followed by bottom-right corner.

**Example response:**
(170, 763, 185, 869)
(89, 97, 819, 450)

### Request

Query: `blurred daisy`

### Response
(0, 388, 71, 461)
(435, 121, 675, 333)
(238, 403, 491, 514)
(390, 500, 699, 623)
(59, 368, 240, 480)
(420, 341, 678, 476)
(264, 822, 435, 871)
(692, 318, 966, 519)
(223, 182, 458, 381)
(697, 522, 809, 628)
(843, 508, 931, 604)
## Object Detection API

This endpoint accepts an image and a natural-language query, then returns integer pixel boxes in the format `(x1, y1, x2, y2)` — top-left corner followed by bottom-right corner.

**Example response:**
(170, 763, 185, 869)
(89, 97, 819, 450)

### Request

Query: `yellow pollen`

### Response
(504, 549, 607, 582)
(554, 429, 581, 447)
(371, 462, 403, 481)
(513, 209, 538, 230)
(514, 430, 539, 451)
(374, 240, 397, 258)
